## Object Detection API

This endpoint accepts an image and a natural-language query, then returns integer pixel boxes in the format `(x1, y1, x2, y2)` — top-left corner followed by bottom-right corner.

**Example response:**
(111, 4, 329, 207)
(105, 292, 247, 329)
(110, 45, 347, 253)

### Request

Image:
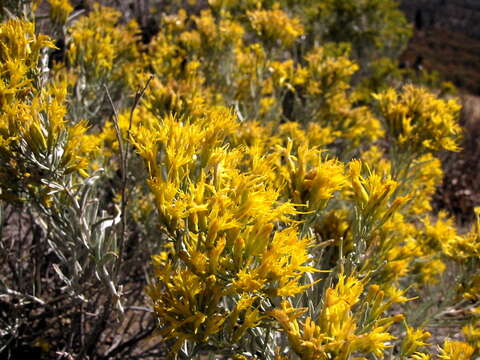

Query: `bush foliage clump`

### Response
(0, 1, 478, 359)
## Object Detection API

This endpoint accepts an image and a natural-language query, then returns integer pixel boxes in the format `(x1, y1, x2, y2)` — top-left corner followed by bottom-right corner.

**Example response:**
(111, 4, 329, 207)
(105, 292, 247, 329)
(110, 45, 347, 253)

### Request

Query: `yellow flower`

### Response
(408, 154, 444, 215)
(438, 208, 480, 260)
(192, 10, 244, 50)
(353, 326, 395, 357)
(303, 158, 346, 211)
(270, 301, 326, 360)
(437, 339, 474, 360)
(0, 18, 103, 205)
(271, 275, 402, 359)
(400, 326, 431, 356)
(147, 266, 226, 345)
(67, 4, 140, 81)
(462, 274, 480, 301)
(418, 258, 446, 285)
(410, 353, 432, 360)
(47, 0, 73, 24)
(421, 212, 459, 251)
(462, 324, 480, 349)
(233, 268, 266, 292)
(348, 159, 405, 228)
(247, 8, 304, 47)
(374, 85, 461, 154)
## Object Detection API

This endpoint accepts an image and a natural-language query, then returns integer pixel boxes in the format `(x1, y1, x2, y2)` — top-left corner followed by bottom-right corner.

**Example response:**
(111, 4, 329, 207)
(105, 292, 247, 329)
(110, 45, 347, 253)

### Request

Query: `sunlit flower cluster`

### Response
(374, 84, 462, 154)
(1, 1, 478, 359)
(0, 19, 96, 203)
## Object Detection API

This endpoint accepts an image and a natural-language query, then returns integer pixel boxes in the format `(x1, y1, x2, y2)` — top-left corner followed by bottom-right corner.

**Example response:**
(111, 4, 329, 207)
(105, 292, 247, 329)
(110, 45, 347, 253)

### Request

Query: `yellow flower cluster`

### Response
(0, 20, 54, 106)
(247, 8, 304, 48)
(134, 109, 321, 348)
(270, 275, 406, 359)
(0, 19, 96, 202)
(374, 85, 462, 154)
(348, 159, 408, 230)
(444, 207, 480, 260)
(438, 339, 475, 360)
(67, 4, 140, 84)
(47, 0, 73, 25)
(3, 1, 478, 358)
(277, 140, 346, 211)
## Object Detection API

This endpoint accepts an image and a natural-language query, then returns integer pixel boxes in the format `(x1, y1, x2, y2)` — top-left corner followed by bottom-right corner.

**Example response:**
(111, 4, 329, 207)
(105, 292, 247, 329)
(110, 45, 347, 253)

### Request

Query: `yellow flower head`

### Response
(374, 85, 461, 154)
(248, 8, 304, 47)
(47, 0, 74, 24)
(400, 326, 431, 357)
(438, 339, 475, 360)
